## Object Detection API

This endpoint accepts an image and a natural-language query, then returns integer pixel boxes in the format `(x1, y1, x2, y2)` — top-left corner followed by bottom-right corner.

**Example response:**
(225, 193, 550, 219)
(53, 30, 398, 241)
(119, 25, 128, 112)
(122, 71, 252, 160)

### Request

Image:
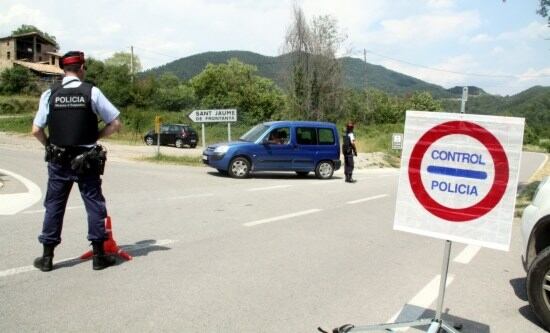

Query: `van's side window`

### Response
(267, 127, 290, 144)
(296, 127, 318, 145)
(318, 128, 335, 145)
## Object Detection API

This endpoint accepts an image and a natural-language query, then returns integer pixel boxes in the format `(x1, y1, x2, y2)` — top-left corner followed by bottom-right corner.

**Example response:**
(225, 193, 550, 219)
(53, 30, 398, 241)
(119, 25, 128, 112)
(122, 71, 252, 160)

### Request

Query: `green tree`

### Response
(283, 6, 346, 121)
(152, 73, 196, 111)
(132, 75, 158, 107)
(190, 59, 285, 124)
(11, 24, 58, 48)
(405, 91, 442, 112)
(538, 0, 550, 25)
(0, 66, 33, 94)
(99, 64, 133, 107)
(105, 52, 142, 73)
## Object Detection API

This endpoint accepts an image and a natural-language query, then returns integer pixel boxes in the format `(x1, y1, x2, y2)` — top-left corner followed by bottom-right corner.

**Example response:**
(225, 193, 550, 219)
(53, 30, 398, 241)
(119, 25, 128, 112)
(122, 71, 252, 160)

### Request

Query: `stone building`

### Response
(0, 32, 63, 80)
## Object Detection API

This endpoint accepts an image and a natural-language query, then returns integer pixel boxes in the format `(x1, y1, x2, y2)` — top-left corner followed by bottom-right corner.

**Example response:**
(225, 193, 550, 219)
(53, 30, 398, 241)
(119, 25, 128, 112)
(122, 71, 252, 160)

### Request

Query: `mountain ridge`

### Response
(143, 50, 485, 98)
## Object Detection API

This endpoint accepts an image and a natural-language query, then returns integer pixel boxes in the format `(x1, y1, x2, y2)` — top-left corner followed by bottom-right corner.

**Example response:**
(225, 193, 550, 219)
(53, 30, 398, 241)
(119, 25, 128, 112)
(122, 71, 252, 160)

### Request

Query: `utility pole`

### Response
(364, 48, 369, 122)
(460, 86, 468, 113)
(130, 45, 134, 84)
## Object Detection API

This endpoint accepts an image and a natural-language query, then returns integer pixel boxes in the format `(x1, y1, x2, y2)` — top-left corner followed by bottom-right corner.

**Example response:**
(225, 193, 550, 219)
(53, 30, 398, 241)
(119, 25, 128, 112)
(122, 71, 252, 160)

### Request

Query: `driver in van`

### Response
(268, 131, 284, 144)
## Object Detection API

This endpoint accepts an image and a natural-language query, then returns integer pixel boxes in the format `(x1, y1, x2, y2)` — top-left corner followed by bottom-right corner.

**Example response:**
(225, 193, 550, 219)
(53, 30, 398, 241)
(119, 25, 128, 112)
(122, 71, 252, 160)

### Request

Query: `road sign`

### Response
(392, 133, 403, 150)
(155, 116, 162, 133)
(394, 111, 524, 251)
(189, 109, 237, 123)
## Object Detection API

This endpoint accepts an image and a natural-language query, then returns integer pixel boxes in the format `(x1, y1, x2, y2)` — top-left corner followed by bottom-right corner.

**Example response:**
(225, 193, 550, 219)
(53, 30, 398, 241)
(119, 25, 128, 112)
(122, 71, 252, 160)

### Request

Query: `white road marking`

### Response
(22, 205, 84, 215)
(243, 209, 322, 227)
(387, 274, 455, 331)
(0, 239, 177, 278)
(164, 193, 214, 200)
(346, 194, 388, 204)
(247, 185, 292, 192)
(0, 168, 42, 215)
(453, 245, 481, 264)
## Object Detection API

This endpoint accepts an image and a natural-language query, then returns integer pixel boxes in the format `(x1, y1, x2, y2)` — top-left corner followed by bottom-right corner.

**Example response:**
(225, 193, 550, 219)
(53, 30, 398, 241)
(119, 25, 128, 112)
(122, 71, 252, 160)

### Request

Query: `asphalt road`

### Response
(0, 145, 547, 332)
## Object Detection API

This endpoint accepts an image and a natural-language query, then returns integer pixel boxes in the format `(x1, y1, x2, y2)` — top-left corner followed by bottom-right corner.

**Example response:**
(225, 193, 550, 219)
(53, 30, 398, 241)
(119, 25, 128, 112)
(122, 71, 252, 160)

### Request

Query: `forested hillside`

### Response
(143, 51, 455, 98)
(441, 86, 550, 138)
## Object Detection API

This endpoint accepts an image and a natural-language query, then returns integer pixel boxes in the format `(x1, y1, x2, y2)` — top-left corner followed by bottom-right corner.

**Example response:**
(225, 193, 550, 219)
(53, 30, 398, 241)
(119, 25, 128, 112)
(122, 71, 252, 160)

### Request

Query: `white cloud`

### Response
(368, 11, 481, 45)
(375, 54, 477, 88)
(517, 67, 550, 82)
(0, 4, 62, 35)
(425, 0, 456, 9)
(497, 21, 550, 41)
(469, 33, 493, 43)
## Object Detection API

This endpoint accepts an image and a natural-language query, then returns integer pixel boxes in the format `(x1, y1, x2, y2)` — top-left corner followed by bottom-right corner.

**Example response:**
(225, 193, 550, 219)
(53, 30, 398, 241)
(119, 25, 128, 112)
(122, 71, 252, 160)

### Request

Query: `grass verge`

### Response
(515, 155, 550, 217)
(137, 153, 204, 167)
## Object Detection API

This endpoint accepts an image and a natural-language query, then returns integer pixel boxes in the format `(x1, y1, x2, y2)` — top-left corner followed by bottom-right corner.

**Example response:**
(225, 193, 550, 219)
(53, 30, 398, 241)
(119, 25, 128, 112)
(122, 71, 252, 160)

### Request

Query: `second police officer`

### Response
(31, 51, 122, 271)
(342, 121, 358, 183)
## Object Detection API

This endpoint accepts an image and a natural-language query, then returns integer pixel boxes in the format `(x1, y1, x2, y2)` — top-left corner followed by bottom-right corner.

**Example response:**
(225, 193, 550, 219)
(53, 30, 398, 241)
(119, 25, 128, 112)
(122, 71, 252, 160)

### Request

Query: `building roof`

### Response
(0, 32, 57, 46)
(13, 60, 63, 75)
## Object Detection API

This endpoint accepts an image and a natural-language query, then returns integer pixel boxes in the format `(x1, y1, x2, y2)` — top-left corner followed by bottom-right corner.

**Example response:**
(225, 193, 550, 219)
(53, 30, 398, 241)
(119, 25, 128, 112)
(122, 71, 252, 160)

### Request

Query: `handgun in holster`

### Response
(45, 144, 67, 164)
(70, 145, 107, 175)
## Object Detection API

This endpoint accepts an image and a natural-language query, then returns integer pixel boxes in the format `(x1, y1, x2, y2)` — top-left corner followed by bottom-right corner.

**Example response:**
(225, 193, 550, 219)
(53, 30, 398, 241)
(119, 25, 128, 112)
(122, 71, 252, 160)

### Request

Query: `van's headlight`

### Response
(214, 145, 229, 154)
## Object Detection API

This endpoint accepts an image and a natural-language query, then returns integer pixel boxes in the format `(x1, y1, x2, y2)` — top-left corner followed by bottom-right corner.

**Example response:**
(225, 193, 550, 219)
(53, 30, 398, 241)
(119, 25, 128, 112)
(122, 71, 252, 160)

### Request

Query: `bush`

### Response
(0, 66, 33, 94)
(0, 95, 39, 114)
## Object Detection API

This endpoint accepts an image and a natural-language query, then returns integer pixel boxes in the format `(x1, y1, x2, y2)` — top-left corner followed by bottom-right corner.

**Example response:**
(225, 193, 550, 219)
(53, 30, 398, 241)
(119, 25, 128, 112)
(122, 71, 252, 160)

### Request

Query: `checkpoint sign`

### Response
(394, 111, 524, 251)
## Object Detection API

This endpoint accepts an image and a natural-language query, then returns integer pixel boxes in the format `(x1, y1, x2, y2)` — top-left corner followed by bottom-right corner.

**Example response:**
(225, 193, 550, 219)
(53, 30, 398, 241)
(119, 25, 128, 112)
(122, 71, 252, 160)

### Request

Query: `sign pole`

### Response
(460, 86, 468, 114)
(337, 239, 460, 333)
(432, 240, 452, 329)
(202, 123, 206, 149)
(228, 123, 231, 141)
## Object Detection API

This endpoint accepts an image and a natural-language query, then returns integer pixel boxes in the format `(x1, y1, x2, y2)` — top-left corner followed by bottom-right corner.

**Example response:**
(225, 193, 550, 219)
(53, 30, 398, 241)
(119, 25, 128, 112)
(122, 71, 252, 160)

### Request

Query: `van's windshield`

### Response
(239, 124, 269, 142)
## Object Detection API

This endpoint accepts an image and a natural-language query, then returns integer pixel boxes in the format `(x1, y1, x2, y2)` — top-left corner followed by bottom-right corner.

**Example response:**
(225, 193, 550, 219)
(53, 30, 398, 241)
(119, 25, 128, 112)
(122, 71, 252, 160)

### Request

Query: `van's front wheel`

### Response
(315, 161, 334, 179)
(229, 157, 251, 178)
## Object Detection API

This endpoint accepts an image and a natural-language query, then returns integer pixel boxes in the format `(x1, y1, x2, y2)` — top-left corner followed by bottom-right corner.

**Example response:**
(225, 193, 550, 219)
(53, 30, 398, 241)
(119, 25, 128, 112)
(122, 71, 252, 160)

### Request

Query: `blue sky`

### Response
(1, 0, 548, 95)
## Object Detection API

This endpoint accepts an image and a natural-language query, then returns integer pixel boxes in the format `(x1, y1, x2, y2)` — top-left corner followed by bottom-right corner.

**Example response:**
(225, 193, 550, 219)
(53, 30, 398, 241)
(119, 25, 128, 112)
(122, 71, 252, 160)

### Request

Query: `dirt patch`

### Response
(0, 131, 397, 169)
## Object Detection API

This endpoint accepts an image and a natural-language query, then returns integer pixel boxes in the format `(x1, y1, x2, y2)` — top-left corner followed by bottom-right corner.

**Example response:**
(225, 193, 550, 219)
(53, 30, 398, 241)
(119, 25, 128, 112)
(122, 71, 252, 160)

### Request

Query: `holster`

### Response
(45, 144, 107, 175)
(71, 145, 107, 175)
(45, 144, 69, 164)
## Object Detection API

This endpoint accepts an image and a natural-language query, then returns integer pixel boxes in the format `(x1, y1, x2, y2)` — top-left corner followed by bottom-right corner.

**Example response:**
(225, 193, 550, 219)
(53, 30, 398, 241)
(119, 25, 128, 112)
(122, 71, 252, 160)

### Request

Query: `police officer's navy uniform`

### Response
(343, 125, 357, 183)
(33, 66, 120, 271)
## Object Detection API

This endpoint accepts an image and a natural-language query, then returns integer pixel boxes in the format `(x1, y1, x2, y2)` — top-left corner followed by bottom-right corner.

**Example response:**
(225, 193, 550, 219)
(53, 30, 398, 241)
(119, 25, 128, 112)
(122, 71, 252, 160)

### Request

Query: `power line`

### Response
(361, 49, 550, 79)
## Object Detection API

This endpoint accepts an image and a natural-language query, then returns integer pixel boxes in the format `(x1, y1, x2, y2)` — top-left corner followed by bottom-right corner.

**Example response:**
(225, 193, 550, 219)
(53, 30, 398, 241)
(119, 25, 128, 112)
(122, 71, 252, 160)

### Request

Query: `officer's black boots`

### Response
(33, 244, 55, 272)
(345, 174, 357, 183)
(92, 241, 116, 270)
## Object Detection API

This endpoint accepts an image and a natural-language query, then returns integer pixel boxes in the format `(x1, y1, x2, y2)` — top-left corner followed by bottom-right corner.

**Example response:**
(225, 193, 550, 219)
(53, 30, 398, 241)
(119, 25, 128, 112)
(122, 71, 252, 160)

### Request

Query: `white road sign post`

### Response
(188, 109, 238, 147)
(395, 111, 524, 251)
(392, 133, 403, 150)
(348, 110, 524, 333)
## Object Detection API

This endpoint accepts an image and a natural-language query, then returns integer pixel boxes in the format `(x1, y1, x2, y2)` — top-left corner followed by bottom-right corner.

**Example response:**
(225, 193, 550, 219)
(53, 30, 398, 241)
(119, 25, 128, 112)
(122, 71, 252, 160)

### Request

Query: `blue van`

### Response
(202, 121, 341, 179)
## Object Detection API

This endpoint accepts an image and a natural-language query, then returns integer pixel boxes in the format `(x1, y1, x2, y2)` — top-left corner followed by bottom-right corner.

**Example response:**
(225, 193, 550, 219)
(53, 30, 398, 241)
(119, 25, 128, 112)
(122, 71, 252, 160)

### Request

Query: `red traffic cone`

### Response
(80, 216, 132, 261)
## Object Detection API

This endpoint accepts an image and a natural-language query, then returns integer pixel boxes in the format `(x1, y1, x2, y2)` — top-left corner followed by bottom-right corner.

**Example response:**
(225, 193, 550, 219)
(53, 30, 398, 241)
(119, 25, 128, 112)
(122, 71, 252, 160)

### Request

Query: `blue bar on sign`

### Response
(427, 165, 487, 180)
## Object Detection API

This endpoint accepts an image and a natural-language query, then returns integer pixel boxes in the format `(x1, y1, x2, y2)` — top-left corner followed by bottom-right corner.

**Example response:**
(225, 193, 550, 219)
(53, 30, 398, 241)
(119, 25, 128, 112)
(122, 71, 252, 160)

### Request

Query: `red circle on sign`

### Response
(408, 121, 509, 222)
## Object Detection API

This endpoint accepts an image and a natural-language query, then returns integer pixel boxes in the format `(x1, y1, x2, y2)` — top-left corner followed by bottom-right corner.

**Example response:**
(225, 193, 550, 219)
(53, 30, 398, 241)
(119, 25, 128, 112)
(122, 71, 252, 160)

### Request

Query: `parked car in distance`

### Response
(202, 121, 341, 179)
(521, 176, 550, 330)
(144, 124, 198, 148)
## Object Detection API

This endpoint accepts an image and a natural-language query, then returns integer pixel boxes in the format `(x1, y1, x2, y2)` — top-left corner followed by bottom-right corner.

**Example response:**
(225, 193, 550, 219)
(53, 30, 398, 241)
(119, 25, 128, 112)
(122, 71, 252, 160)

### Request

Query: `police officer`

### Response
(31, 51, 122, 271)
(343, 121, 358, 183)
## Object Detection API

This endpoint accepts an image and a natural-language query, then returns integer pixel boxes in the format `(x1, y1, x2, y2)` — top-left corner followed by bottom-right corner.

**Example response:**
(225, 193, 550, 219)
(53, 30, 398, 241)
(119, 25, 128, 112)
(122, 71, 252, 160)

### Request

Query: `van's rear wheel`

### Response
(315, 161, 334, 179)
(527, 246, 550, 330)
(229, 157, 250, 178)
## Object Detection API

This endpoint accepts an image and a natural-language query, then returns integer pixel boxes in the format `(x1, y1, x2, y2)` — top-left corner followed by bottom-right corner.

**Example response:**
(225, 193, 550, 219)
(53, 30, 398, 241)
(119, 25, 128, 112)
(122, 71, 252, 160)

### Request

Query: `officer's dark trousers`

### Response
(344, 154, 354, 178)
(39, 162, 108, 246)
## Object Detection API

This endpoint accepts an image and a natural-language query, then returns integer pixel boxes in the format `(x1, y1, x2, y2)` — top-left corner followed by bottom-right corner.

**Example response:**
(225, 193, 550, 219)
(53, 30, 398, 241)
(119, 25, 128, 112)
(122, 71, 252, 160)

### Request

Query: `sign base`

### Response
(323, 241, 463, 333)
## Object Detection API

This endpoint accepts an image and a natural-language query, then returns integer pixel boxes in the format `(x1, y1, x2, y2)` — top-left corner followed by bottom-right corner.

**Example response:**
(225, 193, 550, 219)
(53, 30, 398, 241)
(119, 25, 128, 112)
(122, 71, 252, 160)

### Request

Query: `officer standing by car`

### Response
(31, 51, 122, 271)
(343, 121, 358, 183)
